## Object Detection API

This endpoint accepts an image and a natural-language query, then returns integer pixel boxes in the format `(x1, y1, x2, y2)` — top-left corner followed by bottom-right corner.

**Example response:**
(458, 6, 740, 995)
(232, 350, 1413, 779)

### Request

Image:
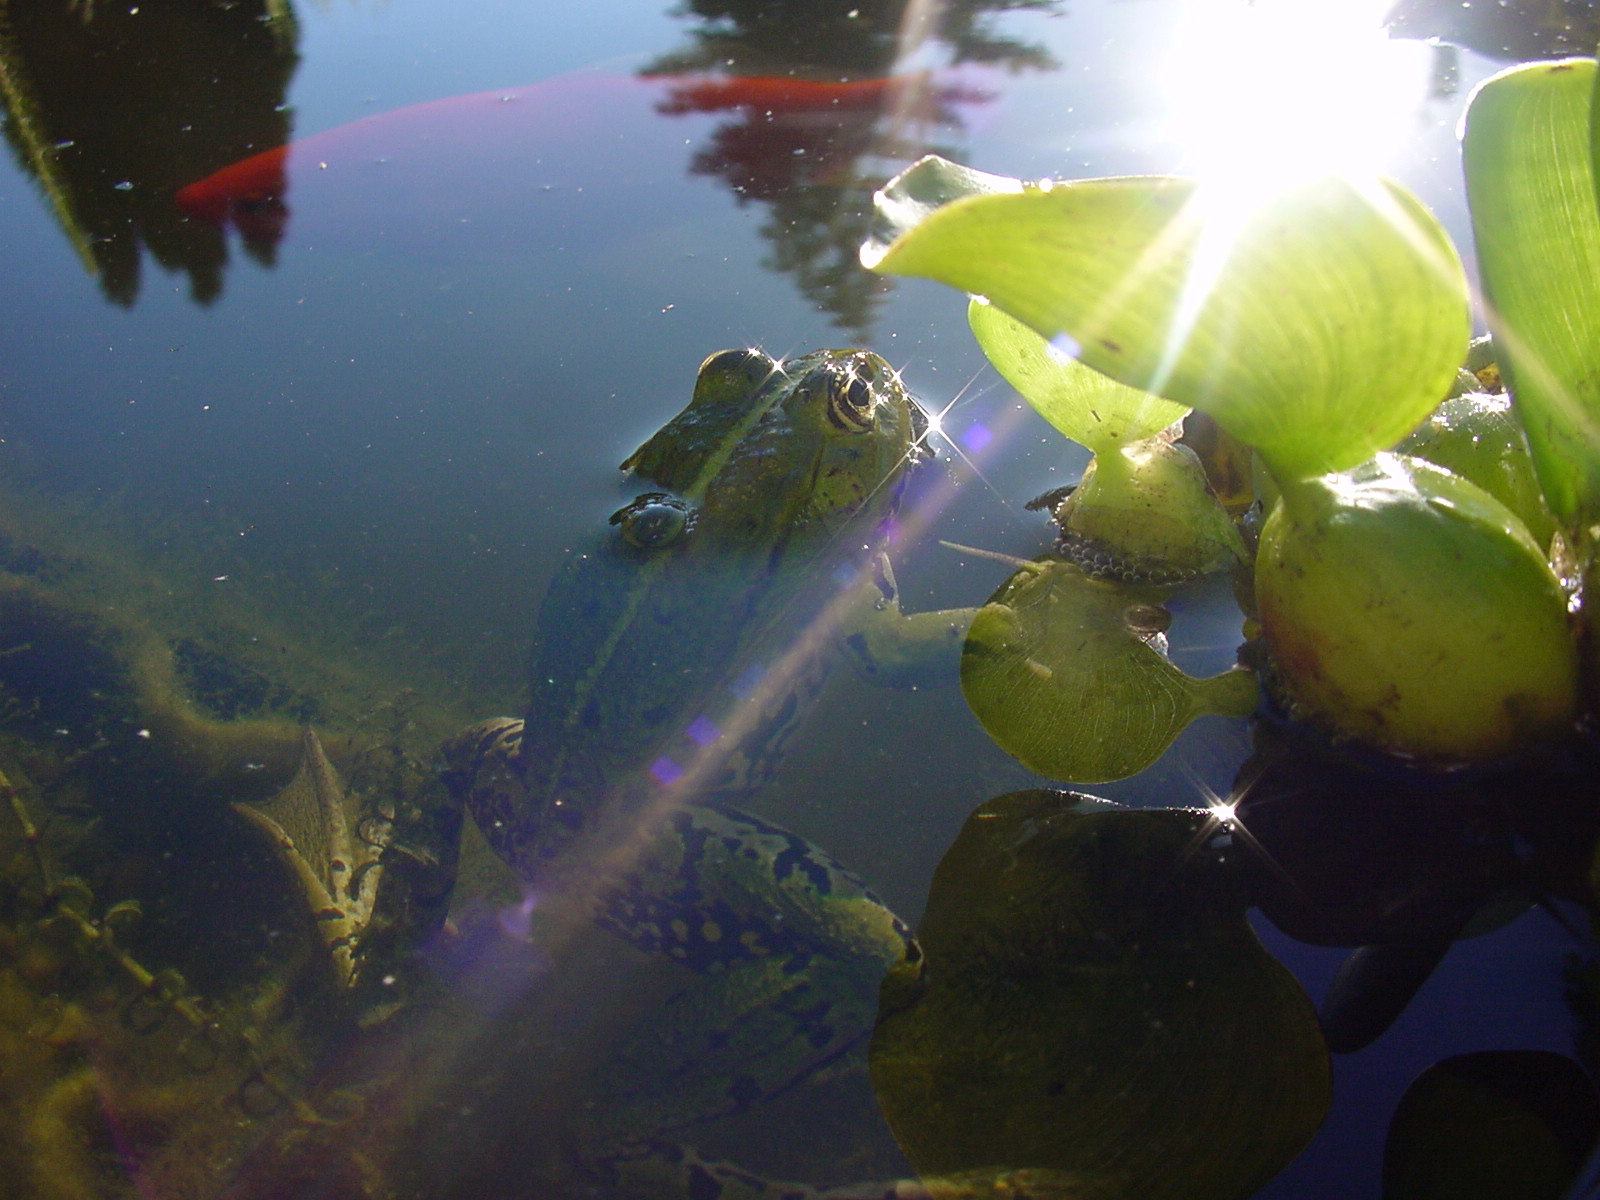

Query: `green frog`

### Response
(436, 347, 964, 1196)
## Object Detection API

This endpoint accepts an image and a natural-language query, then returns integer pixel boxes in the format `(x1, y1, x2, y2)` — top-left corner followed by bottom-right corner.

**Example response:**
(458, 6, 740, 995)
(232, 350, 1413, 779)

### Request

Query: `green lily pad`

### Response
(959, 559, 1257, 784)
(967, 297, 1189, 452)
(868, 157, 1470, 483)
(1462, 57, 1600, 537)
(870, 792, 1331, 1200)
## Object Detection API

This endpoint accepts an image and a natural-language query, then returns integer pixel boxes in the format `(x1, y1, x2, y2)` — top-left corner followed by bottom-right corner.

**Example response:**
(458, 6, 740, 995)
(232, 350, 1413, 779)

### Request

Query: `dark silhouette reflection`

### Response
(641, 0, 1058, 77)
(1386, 0, 1600, 62)
(1233, 718, 1600, 1053)
(0, 0, 297, 306)
(6, 0, 1061, 319)
(650, 73, 1001, 329)
(642, 0, 1060, 329)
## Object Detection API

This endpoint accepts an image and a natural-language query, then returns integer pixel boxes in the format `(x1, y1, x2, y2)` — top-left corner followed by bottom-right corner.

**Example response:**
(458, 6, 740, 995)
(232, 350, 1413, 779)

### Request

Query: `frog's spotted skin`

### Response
(442, 718, 909, 978)
(439, 348, 936, 1197)
(442, 717, 915, 1198)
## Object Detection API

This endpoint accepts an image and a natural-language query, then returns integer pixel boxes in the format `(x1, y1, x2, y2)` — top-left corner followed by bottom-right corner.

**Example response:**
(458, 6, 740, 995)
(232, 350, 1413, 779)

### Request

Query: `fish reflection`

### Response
(174, 70, 990, 328)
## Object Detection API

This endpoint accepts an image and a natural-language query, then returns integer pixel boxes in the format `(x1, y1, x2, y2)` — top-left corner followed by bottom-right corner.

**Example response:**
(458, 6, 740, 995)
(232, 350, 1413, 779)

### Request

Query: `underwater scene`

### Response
(2, 0, 1600, 1196)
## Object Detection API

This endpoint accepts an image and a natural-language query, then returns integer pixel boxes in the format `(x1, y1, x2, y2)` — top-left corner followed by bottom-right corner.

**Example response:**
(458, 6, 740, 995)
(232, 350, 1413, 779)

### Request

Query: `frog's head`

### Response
(618, 348, 930, 554)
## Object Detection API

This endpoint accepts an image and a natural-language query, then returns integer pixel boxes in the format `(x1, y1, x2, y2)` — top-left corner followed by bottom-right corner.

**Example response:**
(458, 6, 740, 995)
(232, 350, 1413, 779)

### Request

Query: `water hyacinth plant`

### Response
(864, 57, 1600, 772)
(861, 54, 1600, 1200)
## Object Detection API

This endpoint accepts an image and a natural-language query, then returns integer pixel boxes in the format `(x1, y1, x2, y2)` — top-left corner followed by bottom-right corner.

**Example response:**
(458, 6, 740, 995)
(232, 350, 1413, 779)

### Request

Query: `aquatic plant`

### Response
(866, 58, 1600, 772)
(861, 49, 1600, 1200)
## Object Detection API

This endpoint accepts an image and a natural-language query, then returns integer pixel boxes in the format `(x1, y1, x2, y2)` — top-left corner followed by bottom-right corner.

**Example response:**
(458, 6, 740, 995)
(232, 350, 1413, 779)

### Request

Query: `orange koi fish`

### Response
(175, 72, 983, 247)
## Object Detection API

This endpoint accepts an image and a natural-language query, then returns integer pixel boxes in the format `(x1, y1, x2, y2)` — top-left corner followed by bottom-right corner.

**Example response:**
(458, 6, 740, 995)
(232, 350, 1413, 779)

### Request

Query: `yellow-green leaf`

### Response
(967, 297, 1189, 453)
(870, 161, 1470, 482)
(1462, 57, 1600, 535)
(960, 558, 1257, 783)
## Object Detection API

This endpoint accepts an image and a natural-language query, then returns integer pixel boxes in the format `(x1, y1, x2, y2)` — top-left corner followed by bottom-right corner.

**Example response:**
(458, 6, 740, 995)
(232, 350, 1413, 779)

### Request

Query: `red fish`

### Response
(175, 72, 983, 248)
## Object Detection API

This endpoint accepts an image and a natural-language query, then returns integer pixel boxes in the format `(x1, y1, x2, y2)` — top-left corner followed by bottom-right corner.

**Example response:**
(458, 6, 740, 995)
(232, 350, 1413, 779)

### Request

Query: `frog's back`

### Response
(511, 347, 926, 856)
(518, 532, 804, 818)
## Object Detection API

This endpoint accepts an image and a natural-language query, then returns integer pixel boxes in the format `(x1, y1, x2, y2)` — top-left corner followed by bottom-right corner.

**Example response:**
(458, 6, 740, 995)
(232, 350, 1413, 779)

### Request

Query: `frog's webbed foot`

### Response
(236, 727, 464, 1021)
(842, 552, 973, 690)
(232, 727, 389, 993)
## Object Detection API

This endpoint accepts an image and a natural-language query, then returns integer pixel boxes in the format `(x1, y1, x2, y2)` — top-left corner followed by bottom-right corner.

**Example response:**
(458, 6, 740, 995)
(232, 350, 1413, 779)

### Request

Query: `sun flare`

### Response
(1159, 0, 1435, 195)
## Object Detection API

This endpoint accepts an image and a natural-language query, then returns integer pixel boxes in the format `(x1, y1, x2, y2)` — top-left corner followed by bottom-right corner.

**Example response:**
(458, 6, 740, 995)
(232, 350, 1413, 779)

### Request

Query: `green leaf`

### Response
(870, 162, 1470, 482)
(967, 297, 1189, 452)
(865, 155, 1021, 265)
(959, 558, 1258, 783)
(1463, 57, 1600, 536)
(871, 794, 1331, 1200)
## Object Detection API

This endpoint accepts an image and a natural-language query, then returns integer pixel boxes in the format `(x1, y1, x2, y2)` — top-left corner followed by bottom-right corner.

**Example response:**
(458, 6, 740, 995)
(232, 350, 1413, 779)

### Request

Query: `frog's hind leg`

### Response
(231, 727, 385, 992)
(587, 804, 911, 1144)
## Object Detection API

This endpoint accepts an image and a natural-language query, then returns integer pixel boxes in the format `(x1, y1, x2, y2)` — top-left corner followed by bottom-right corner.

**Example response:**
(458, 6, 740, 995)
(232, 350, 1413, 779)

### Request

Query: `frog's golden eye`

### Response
(611, 493, 694, 548)
(826, 367, 878, 434)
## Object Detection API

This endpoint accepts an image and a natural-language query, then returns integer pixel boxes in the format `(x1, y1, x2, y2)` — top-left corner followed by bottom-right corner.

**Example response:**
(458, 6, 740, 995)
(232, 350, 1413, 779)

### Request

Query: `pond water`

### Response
(0, 0, 1594, 1197)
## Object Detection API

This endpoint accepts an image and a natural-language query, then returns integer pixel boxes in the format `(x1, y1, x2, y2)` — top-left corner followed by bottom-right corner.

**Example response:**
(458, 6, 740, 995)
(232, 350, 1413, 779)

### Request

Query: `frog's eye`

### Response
(611, 493, 694, 549)
(826, 366, 879, 434)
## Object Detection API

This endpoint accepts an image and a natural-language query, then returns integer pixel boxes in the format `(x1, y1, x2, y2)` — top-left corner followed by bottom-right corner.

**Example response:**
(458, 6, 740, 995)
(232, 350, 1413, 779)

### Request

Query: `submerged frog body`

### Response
(453, 347, 930, 880)
(439, 347, 953, 1194)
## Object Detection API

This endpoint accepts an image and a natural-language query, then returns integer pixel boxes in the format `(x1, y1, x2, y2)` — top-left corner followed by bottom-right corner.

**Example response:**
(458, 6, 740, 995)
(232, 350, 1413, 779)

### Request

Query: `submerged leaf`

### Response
(870, 793, 1331, 1200)
(1462, 57, 1600, 536)
(870, 161, 1469, 482)
(1383, 1051, 1599, 1200)
(959, 559, 1257, 783)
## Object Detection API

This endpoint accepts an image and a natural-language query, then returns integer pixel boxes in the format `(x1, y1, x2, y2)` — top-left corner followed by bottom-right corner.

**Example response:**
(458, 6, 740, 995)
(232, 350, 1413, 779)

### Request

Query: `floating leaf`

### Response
(1462, 58, 1600, 536)
(869, 158, 1470, 482)
(967, 297, 1188, 452)
(959, 559, 1257, 783)
(870, 793, 1331, 1200)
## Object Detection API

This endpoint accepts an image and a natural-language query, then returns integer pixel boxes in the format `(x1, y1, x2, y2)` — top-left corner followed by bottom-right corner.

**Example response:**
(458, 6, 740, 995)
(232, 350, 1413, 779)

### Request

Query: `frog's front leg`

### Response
(440, 716, 533, 864)
(841, 552, 975, 691)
